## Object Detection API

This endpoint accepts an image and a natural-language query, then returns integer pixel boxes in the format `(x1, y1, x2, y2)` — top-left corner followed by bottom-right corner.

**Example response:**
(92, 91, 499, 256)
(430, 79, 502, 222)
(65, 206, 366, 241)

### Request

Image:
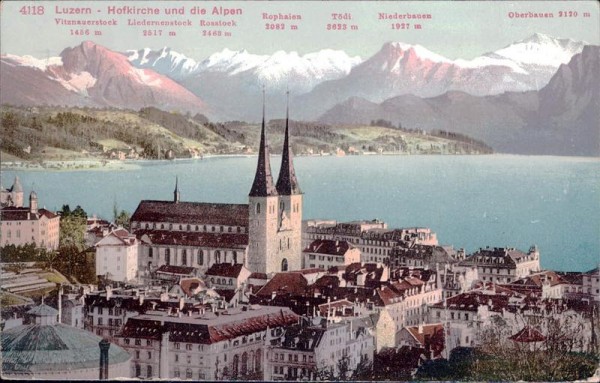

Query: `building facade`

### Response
(95, 228, 139, 282)
(302, 239, 361, 270)
(1, 190, 60, 250)
(115, 305, 298, 380)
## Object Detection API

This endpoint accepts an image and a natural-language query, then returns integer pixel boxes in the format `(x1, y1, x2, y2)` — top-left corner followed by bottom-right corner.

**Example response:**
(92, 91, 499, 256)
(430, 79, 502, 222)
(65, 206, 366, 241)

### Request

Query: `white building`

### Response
(302, 239, 361, 270)
(115, 305, 298, 380)
(95, 229, 139, 282)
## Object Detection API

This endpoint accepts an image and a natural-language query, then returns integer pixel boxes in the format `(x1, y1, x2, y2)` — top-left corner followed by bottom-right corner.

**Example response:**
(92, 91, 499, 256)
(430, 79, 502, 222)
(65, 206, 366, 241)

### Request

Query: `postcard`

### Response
(1, 1, 599, 381)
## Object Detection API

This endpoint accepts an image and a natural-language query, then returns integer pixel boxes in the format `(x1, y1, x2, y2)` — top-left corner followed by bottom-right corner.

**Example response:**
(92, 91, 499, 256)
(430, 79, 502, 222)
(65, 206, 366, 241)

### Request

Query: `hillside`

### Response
(0, 105, 492, 164)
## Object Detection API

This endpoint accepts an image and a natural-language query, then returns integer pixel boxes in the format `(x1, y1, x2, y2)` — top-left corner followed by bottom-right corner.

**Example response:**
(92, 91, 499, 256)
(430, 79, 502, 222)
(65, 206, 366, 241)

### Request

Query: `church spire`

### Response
(174, 176, 180, 203)
(276, 90, 301, 195)
(249, 88, 277, 197)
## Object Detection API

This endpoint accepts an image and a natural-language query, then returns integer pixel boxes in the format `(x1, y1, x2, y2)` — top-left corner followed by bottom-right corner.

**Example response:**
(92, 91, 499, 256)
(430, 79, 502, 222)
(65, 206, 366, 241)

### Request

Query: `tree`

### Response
(115, 210, 131, 229)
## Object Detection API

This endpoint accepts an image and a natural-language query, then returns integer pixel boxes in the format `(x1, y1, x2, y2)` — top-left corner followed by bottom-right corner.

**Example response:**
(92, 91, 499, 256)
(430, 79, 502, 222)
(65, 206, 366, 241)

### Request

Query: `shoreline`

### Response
(2, 152, 598, 172)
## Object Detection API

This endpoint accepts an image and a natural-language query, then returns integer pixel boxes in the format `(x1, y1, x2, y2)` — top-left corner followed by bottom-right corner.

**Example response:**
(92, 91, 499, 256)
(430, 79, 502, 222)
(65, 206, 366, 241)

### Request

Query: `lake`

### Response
(3, 154, 598, 272)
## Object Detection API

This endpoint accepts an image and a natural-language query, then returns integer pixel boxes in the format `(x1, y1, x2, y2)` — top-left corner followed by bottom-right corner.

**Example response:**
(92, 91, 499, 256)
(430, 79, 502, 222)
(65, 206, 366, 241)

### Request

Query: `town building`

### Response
(130, 98, 303, 276)
(303, 219, 438, 265)
(205, 263, 252, 306)
(375, 269, 442, 350)
(264, 316, 375, 381)
(583, 267, 600, 302)
(302, 239, 361, 270)
(0, 190, 60, 250)
(115, 305, 298, 380)
(396, 323, 445, 359)
(95, 228, 139, 282)
(1, 303, 131, 380)
(458, 246, 540, 284)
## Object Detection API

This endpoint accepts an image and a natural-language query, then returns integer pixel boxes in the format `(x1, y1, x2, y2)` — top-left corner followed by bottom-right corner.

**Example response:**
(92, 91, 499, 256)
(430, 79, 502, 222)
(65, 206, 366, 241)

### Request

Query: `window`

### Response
(186, 369, 193, 378)
(135, 364, 141, 377)
(148, 248, 153, 258)
(165, 248, 171, 265)
(241, 352, 248, 375)
(136, 350, 140, 359)
(186, 344, 192, 351)
(175, 354, 179, 362)
(148, 351, 152, 359)
(135, 339, 141, 345)
(281, 258, 288, 272)
(233, 251, 238, 264)
(125, 338, 130, 345)
(98, 317, 103, 326)
(182, 250, 187, 266)
(175, 343, 180, 350)
(174, 369, 180, 378)
(215, 250, 221, 263)
(147, 340, 152, 346)
(187, 355, 192, 364)
(256, 203, 261, 214)
(147, 365, 153, 378)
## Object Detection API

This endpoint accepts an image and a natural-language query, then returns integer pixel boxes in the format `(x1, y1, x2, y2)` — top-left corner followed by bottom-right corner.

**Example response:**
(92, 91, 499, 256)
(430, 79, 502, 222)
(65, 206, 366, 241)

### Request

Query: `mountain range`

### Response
(320, 45, 600, 156)
(0, 34, 597, 155)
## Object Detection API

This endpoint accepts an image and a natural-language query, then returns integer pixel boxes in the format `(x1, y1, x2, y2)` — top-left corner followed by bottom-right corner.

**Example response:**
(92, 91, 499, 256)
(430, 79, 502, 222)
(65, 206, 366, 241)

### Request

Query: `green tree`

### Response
(115, 210, 131, 229)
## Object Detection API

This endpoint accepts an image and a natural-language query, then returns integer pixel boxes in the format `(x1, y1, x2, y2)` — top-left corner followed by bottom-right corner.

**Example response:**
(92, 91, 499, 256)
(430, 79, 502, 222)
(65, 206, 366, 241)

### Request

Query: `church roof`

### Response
(131, 200, 248, 227)
(249, 98, 277, 197)
(136, 229, 248, 249)
(275, 105, 301, 195)
(1, 323, 130, 374)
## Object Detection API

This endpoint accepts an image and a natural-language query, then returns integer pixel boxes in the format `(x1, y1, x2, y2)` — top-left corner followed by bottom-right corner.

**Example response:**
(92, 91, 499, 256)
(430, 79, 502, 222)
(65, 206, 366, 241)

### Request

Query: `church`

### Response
(130, 96, 302, 276)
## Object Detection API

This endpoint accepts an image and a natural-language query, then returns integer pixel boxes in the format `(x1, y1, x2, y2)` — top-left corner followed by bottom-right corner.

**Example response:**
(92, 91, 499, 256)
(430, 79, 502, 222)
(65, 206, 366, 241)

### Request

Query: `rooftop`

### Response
(131, 200, 248, 227)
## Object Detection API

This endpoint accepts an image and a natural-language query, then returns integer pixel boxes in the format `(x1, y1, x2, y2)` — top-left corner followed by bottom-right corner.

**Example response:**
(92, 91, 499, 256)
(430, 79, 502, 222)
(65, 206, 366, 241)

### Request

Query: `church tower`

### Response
(248, 90, 280, 274)
(275, 92, 303, 272)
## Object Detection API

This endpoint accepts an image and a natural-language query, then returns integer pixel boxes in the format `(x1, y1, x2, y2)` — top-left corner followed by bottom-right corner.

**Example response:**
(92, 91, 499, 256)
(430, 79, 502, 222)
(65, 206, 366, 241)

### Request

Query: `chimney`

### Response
(99, 339, 111, 380)
(179, 297, 185, 311)
(418, 323, 424, 334)
(105, 286, 112, 300)
(58, 284, 63, 324)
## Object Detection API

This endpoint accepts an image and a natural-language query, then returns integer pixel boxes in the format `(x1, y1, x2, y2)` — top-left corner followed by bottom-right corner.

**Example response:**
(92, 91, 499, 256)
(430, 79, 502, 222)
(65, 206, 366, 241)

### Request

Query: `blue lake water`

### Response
(3, 155, 599, 272)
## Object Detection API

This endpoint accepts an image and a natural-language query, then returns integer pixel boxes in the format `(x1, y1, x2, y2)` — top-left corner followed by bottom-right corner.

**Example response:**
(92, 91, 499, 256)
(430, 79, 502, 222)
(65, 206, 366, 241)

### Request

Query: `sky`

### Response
(1, 1, 599, 61)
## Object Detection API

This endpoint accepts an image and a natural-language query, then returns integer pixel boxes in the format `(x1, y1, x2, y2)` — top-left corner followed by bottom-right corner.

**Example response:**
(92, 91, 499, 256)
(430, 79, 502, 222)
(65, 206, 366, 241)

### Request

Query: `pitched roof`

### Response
(205, 263, 245, 278)
(118, 306, 298, 344)
(136, 229, 248, 249)
(303, 239, 354, 256)
(131, 200, 248, 227)
(255, 272, 309, 297)
(180, 278, 206, 297)
(509, 326, 546, 343)
(1, 207, 58, 221)
(249, 101, 277, 197)
(405, 323, 445, 346)
(275, 110, 301, 195)
(430, 291, 511, 312)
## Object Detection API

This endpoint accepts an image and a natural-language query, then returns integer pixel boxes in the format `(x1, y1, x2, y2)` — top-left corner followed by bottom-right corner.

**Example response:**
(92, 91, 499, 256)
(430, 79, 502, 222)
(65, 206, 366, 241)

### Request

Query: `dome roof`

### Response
(2, 323, 131, 374)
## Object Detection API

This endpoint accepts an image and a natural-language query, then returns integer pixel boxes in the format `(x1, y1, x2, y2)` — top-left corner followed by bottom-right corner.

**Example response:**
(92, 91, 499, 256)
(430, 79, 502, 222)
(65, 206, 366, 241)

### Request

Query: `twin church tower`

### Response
(247, 93, 303, 274)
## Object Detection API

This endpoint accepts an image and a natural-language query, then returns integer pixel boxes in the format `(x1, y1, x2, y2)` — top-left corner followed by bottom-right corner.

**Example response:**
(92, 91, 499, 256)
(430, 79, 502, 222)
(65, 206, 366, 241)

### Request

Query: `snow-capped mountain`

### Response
(318, 46, 600, 156)
(294, 34, 586, 120)
(178, 48, 362, 121)
(125, 47, 202, 81)
(1, 41, 208, 114)
(483, 33, 586, 89)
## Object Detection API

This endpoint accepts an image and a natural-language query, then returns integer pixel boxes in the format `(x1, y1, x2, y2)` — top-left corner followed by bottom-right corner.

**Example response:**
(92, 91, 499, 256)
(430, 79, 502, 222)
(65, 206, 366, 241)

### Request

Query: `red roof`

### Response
(205, 263, 245, 278)
(509, 326, 546, 343)
(255, 272, 309, 297)
(303, 239, 354, 256)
